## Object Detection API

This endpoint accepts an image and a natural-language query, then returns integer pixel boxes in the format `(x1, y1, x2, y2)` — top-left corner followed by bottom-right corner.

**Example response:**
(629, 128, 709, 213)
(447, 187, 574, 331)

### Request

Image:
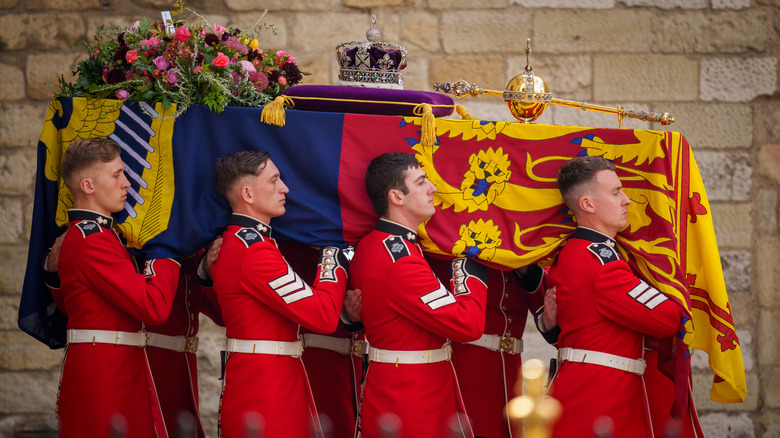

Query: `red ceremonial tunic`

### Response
(351, 219, 488, 438)
(145, 254, 223, 438)
(547, 227, 683, 438)
(211, 214, 348, 438)
(53, 209, 180, 438)
(278, 241, 363, 438)
(427, 256, 546, 438)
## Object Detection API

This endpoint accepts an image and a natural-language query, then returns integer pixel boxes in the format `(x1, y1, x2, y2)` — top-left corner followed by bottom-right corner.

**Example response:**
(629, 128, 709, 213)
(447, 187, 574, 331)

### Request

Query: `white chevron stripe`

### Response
(268, 265, 313, 304)
(420, 283, 456, 310)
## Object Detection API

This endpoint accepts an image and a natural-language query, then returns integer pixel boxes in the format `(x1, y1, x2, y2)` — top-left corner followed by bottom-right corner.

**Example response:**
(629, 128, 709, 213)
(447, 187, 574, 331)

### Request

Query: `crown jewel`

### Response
(336, 14, 407, 89)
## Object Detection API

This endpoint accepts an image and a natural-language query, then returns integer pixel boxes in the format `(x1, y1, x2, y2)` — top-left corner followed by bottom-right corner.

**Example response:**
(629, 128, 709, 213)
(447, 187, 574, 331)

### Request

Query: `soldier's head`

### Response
(61, 138, 129, 215)
(557, 156, 631, 237)
(215, 150, 289, 223)
(365, 152, 437, 228)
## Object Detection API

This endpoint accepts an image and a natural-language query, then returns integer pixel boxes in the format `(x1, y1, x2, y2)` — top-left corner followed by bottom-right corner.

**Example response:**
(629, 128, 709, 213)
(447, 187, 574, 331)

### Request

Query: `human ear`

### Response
(579, 196, 595, 214)
(80, 178, 94, 195)
(388, 189, 404, 207)
(239, 184, 253, 204)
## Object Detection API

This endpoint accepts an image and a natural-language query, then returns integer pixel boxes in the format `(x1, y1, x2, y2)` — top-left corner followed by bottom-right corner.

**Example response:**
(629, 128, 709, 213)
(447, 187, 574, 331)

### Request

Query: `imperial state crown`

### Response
(336, 14, 407, 89)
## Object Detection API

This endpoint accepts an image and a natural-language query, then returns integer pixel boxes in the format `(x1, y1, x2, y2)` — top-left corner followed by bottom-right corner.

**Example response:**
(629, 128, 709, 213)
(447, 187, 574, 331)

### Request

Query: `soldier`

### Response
(547, 156, 685, 437)
(351, 152, 488, 438)
(210, 150, 350, 438)
(52, 137, 180, 437)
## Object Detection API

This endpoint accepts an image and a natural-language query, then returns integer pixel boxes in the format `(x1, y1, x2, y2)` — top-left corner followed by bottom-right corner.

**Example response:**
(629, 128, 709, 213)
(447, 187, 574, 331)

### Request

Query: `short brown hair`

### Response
(61, 138, 122, 193)
(365, 152, 420, 217)
(556, 156, 616, 212)
(214, 150, 272, 199)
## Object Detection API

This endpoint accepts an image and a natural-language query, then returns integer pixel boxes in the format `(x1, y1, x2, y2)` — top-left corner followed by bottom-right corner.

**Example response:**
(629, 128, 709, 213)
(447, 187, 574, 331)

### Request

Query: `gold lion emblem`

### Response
(460, 147, 512, 210)
(452, 219, 503, 261)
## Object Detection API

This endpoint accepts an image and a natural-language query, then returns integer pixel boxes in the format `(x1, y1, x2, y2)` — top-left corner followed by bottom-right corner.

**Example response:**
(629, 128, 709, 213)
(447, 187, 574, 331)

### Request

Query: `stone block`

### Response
(506, 55, 591, 101)
(440, 10, 531, 55)
(0, 63, 24, 101)
(85, 16, 144, 35)
(0, 296, 20, 330)
(26, 53, 83, 101)
(761, 411, 780, 438)
(660, 103, 752, 149)
(701, 57, 777, 102)
(719, 250, 751, 294)
(755, 101, 780, 144)
(0, 331, 63, 370)
(764, 367, 780, 408)
(226, 0, 340, 10)
(0, 370, 59, 413)
(511, 0, 613, 7)
(429, 0, 508, 8)
(594, 55, 698, 102)
(400, 12, 440, 55)
(757, 189, 778, 236)
(692, 370, 758, 411)
(0, 13, 85, 52)
(552, 102, 651, 130)
(27, 0, 99, 9)
(757, 239, 780, 308)
(759, 144, 780, 185)
(758, 309, 780, 366)
(653, 11, 768, 54)
(699, 413, 755, 438)
(227, 13, 289, 49)
(619, 0, 706, 7)
(291, 13, 371, 54)
(0, 0, 17, 8)
(429, 56, 506, 93)
(709, 203, 752, 249)
(522, 320, 557, 364)
(345, 0, 402, 6)
(0, 414, 57, 438)
(196, 317, 224, 438)
(0, 197, 23, 244)
(727, 291, 753, 329)
(296, 54, 333, 88)
(693, 150, 751, 202)
(713, 0, 750, 8)
(402, 57, 430, 92)
(0, 245, 29, 296)
(535, 10, 653, 54)
(0, 149, 37, 196)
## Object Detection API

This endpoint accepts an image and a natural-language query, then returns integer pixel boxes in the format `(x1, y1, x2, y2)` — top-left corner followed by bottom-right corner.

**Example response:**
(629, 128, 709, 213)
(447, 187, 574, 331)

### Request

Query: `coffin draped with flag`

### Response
(20, 96, 746, 408)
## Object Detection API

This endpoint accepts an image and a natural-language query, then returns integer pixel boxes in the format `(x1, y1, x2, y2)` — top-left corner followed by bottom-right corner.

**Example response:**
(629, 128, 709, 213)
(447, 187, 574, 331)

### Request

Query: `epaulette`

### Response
(235, 227, 265, 248)
(587, 242, 619, 265)
(74, 220, 103, 239)
(383, 235, 410, 262)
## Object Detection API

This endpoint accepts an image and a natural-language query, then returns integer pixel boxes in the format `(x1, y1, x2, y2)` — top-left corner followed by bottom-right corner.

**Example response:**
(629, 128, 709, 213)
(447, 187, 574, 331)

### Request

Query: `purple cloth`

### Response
(282, 85, 454, 117)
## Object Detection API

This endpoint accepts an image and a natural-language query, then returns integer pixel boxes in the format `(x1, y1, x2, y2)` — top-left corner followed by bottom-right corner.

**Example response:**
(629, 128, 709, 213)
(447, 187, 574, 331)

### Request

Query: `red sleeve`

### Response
(387, 256, 487, 343)
(240, 242, 347, 334)
(594, 260, 682, 338)
(79, 233, 180, 325)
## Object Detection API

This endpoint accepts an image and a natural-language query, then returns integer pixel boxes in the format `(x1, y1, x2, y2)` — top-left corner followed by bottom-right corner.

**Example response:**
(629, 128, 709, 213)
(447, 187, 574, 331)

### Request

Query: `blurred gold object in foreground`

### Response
(506, 359, 562, 438)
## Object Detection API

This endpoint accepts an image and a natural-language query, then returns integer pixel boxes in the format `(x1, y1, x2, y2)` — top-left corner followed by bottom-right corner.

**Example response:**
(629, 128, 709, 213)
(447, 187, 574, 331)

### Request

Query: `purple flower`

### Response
(248, 71, 268, 92)
(115, 89, 130, 100)
(106, 68, 126, 84)
(204, 33, 219, 46)
(281, 62, 303, 85)
(195, 53, 204, 64)
(153, 56, 170, 71)
(167, 69, 179, 84)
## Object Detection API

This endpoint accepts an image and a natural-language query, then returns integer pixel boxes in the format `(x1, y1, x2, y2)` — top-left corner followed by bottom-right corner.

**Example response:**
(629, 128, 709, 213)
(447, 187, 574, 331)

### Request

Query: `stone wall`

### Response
(0, 0, 777, 437)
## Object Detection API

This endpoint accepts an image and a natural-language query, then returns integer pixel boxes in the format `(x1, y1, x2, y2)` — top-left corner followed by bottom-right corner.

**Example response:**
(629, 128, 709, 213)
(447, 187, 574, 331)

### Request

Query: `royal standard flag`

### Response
(21, 97, 745, 408)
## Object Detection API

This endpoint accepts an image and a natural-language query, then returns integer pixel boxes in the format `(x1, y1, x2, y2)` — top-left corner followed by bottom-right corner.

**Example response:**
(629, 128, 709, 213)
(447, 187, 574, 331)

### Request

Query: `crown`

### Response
(336, 14, 407, 89)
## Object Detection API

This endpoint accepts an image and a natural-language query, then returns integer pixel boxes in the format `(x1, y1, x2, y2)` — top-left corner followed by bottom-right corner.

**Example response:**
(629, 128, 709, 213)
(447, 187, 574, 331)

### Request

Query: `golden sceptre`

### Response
(506, 359, 561, 438)
(434, 40, 674, 128)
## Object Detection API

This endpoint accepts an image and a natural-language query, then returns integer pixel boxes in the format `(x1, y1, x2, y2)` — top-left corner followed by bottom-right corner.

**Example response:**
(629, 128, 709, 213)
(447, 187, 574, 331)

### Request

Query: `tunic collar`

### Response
(68, 209, 114, 230)
(229, 213, 272, 238)
(375, 219, 418, 244)
(572, 226, 617, 248)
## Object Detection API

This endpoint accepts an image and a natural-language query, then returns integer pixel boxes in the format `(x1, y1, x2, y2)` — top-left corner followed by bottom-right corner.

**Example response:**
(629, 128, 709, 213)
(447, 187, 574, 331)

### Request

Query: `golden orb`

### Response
(503, 72, 551, 123)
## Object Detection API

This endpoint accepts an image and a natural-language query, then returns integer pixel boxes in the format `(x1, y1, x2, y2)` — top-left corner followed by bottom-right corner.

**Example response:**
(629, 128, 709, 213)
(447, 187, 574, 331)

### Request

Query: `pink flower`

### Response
(167, 69, 179, 84)
(143, 36, 160, 48)
(212, 23, 227, 34)
(238, 60, 256, 72)
(125, 50, 138, 64)
(277, 75, 287, 86)
(212, 52, 230, 68)
(153, 56, 170, 71)
(275, 50, 294, 65)
(115, 89, 130, 100)
(193, 65, 203, 74)
(174, 27, 191, 42)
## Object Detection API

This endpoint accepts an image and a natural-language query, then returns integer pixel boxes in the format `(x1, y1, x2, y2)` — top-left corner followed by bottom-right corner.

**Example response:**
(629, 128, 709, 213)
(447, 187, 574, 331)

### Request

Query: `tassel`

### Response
(414, 103, 436, 148)
(260, 96, 292, 127)
(455, 104, 477, 120)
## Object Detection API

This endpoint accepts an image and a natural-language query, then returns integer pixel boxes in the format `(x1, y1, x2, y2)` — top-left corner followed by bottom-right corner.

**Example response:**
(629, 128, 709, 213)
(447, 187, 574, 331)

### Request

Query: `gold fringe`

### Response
(414, 103, 436, 148)
(260, 96, 294, 127)
(455, 104, 477, 120)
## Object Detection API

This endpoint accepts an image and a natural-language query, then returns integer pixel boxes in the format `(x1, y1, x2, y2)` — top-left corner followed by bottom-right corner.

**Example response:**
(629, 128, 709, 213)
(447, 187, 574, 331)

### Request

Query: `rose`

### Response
(277, 75, 287, 86)
(167, 69, 180, 84)
(153, 56, 170, 71)
(125, 49, 138, 64)
(238, 60, 256, 72)
(193, 65, 203, 74)
(115, 89, 130, 100)
(212, 52, 230, 68)
(174, 27, 191, 42)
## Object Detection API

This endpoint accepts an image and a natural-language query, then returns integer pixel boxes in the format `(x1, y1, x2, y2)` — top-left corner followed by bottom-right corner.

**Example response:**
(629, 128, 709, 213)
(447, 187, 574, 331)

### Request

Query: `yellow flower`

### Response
(250, 39, 259, 49)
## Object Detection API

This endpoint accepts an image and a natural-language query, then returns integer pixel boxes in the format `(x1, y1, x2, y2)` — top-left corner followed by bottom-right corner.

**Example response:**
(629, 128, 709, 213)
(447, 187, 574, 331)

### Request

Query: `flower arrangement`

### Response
(56, 10, 307, 115)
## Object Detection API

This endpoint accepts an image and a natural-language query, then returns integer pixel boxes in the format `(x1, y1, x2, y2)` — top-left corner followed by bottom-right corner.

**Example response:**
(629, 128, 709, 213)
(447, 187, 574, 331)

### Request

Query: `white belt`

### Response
(225, 338, 303, 358)
(146, 332, 199, 353)
(67, 329, 146, 347)
(302, 333, 351, 355)
(368, 343, 452, 365)
(466, 334, 523, 354)
(558, 347, 646, 375)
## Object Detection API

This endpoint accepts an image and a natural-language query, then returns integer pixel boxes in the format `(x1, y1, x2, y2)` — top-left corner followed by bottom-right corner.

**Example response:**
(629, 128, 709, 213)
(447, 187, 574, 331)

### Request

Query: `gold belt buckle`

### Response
(499, 337, 516, 354)
(185, 337, 198, 353)
(350, 340, 364, 357)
